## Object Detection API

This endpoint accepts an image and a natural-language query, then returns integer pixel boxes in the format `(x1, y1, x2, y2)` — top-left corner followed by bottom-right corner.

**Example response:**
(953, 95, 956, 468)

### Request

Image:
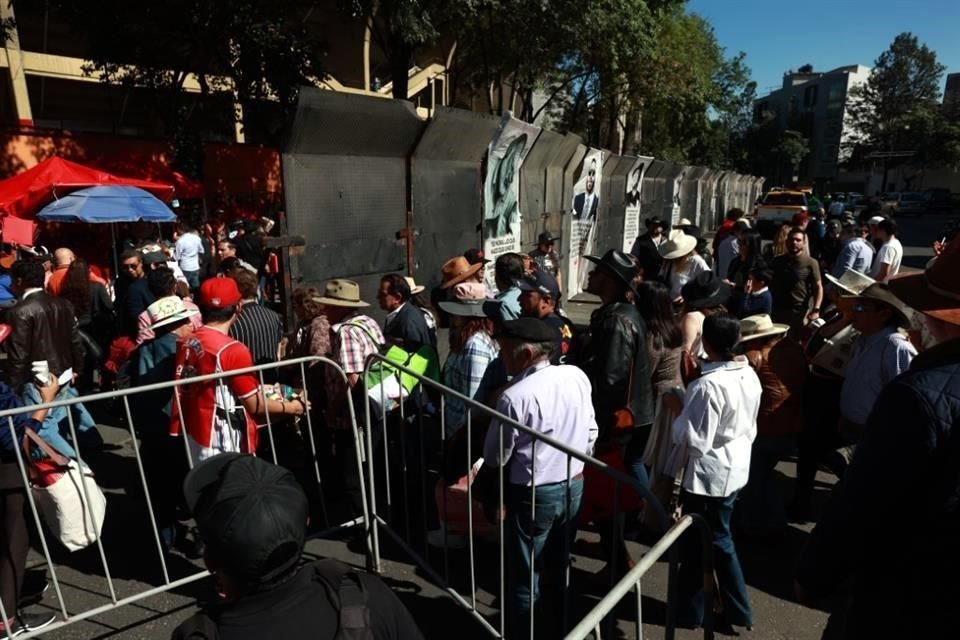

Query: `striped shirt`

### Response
(230, 300, 283, 366)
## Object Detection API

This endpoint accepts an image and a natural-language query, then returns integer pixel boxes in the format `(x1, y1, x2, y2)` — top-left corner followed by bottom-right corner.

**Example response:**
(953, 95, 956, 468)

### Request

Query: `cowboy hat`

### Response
(311, 279, 369, 308)
(681, 271, 731, 310)
(889, 234, 960, 325)
(677, 217, 694, 227)
(658, 230, 698, 260)
(824, 268, 875, 296)
(146, 296, 199, 331)
(738, 314, 789, 344)
(583, 249, 637, 291)
(440, 256, 483, 289)
(438, 282, 497, 318)
(839, 282, 913, 328)
(403, 276, 425, 296)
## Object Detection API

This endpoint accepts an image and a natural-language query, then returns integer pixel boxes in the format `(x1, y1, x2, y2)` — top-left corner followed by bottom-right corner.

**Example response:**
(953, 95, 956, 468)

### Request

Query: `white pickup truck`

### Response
(753, 190, 809, 236)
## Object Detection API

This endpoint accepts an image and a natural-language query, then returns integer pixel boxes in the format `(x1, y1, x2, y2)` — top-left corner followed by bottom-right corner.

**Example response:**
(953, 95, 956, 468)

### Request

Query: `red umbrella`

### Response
(0, 156, 175, 219)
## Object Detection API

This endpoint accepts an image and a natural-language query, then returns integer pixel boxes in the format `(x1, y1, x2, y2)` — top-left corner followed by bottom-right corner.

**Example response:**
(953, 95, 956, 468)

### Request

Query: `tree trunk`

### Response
(390, 41, 412, 100)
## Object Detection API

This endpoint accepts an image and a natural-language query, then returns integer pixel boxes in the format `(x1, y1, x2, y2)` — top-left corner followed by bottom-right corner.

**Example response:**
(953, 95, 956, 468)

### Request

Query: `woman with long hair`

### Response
(59, 259, 113, 386)
(726, 229, 766, 317)
(763, 223, 791, 263)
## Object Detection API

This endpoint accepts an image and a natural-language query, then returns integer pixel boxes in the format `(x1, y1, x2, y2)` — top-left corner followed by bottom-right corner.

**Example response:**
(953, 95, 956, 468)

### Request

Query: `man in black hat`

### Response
(581, 249, 654, 480)
(172, 454, 423, 640)
(629, 217, 667, 279)
(483, 318, 597, 637)
(528, 232, 562, 285)
(517, 270, 574, 364)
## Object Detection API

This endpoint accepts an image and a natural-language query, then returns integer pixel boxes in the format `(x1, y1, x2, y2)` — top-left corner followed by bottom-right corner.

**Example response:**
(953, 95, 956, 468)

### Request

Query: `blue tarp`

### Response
(36, 185, 176, 223)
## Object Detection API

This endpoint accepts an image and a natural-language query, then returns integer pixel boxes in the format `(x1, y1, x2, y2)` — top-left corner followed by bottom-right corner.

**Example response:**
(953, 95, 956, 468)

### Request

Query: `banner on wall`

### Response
(622, 155, 654, 253)
(482, 113, 540, 291)
(568, 148, 604, 295)
(670, 168, 685, 224)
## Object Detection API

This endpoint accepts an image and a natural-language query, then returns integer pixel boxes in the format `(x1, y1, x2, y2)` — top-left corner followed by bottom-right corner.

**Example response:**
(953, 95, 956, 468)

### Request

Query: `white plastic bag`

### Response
(32, 461, 106, 551)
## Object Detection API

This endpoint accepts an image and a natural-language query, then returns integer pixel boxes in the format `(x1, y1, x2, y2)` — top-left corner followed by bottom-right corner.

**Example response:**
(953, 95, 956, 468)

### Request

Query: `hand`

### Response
(933, 240, 945, 256)
(38, 376, 61, 403)
(806, 311, 820, 323)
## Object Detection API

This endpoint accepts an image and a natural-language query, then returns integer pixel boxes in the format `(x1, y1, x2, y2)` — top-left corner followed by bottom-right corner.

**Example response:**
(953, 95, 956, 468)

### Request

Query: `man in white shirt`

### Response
(174, 222, 205, 291)
(870, 218, 902, 282)
(484, 318, 597, 636)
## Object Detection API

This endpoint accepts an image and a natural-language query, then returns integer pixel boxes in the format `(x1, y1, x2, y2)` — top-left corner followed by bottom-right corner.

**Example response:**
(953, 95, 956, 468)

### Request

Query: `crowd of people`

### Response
(0, 199, 955, 639)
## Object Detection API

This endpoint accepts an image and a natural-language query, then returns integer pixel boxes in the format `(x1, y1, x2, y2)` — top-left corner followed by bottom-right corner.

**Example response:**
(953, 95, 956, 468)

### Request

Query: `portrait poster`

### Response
(670, 169, 685, 224)
(622, 155, 654, 252)
(482, 112, 540, 291)
(567, 148, 603, 295)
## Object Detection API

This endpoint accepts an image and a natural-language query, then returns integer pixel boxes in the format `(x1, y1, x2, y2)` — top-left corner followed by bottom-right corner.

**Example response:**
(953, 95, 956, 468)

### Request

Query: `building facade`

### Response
(754, 64, 871, 186)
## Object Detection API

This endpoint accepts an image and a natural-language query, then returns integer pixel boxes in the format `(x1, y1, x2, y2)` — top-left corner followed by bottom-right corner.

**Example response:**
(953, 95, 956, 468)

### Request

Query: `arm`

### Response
(670, 382, 719, 458)
(6, 308, 32, 392)
(808, 261, 824, 321)
(483, 396, 518, 467)
(681, 313, 701, 354)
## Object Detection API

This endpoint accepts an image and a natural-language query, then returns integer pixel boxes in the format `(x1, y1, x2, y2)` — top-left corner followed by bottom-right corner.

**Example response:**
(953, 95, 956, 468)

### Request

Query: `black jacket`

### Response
(6, 291, 85, 392)
(630, 233, 663, 279)
(384, 303, 435, 351)
(581, 302, 655, 436)
(797, 337, 960, 638)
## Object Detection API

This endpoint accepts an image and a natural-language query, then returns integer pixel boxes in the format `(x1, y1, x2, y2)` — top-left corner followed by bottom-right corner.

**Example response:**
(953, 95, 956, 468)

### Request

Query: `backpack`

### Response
(173, 560, 374, 640)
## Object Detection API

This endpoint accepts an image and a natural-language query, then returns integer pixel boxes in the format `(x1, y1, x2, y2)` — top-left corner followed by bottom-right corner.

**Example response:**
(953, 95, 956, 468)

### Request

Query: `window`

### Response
(827, 83, 844, 109)
(803, 85, 819, 108)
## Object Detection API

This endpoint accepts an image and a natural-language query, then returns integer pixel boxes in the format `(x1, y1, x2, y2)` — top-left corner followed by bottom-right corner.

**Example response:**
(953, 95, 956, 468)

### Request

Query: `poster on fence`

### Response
(482, 113, 540, 291)
(622, 155, 654, 253)
(567, 149, 604, 295)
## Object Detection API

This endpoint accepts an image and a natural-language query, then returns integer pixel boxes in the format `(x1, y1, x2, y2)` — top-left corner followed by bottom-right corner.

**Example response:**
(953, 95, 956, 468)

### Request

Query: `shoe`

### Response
(18, 572, 49, 607)
(3, 610, 57, 636)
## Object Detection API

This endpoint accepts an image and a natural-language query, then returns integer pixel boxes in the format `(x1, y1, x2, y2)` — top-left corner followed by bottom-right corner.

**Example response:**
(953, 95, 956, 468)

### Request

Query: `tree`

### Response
(845, 32, 946, 172)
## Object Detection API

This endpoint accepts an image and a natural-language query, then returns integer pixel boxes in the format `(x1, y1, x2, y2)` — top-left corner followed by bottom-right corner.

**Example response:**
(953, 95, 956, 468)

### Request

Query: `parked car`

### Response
(894, 192, 926, 217)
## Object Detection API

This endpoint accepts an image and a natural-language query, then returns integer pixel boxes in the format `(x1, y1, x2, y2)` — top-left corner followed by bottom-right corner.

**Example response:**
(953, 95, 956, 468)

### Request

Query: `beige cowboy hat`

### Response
(404, 276, 425, 296)
(439, 256, 483, 289)
(658, 230, 697, 260)
(738, 314, 790, 344)
(145, 295, 199, 331)
(824, 268, 875, 296)
(311, 279, 369, 308)
(839, 282, 914, 328)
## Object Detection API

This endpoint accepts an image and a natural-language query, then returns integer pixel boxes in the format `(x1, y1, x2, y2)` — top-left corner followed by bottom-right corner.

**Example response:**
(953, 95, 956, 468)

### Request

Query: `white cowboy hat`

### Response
(311, 279, 370, 308)
(738, 314, 790, 344)
(824, 268, 875, 296)
(404, 276, 425, 296)
(658, 230, 698, 260)
(145, 296, 199, 331)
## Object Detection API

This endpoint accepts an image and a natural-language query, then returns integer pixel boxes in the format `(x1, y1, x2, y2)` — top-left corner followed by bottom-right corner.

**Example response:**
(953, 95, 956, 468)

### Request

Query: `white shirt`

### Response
(716, 235, 739, 279)
(175, 232, 205, 272)
(840, 327, 916, 424)
(671, 357, 761, 497)
(871, 237, 902, 281)
(484, 361, 598, 486)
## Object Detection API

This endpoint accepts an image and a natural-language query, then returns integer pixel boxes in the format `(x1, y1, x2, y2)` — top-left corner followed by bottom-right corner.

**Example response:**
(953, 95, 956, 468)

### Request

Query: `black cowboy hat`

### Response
(584, 249, 637, 290)
(681, 271, 732, 310)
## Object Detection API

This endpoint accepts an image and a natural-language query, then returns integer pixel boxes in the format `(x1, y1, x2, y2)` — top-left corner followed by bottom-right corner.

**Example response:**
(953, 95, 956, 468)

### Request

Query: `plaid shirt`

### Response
(442, 331, 499, 434)
(326, 314, 385, 430)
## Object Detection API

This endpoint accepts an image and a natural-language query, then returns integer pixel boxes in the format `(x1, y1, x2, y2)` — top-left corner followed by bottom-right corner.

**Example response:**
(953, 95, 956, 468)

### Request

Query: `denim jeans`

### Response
(678, 490, 753, 628)
(623, 424, 652, 488)
(22, 383, 97, 460)
(506, 477, 583, 635)
(738, 434, 795, 533)
(183, 270, 200, 292)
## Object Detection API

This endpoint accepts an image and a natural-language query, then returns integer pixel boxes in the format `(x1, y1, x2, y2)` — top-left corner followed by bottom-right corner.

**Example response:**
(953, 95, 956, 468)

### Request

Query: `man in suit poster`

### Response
(622, 156, 653, 252)
(568, 149, 603, 294)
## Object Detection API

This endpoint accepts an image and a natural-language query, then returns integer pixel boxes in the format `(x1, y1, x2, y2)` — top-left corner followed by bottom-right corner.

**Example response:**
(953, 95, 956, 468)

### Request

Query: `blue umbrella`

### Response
(36, 185, 176, 223)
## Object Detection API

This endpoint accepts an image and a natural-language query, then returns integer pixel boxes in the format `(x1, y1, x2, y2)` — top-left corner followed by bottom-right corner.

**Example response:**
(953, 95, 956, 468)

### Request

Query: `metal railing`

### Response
(0, 356, 366, 639)
(362, 352, 716, 639)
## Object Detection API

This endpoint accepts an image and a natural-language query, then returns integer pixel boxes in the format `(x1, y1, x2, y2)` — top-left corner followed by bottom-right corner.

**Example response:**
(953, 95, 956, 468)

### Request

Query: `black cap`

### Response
(464, 248, 490, 265)
(499, 318, 558, 343)
(646, 216, 666, 229)
(516, 270, 560, 301)
(184, 454, 308, 587)
(536, 231, 559, 245)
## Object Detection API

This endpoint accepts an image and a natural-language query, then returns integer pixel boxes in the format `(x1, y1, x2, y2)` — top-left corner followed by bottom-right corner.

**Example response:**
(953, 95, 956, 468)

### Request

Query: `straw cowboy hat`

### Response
(440, 256, 483, 289)
(839, 282, 913, 328)
(658, 230, 698, 260)
(403, 276, 425, 296)
(889, 234, 960, 325)
(738, 314, 790, 344)
(438, 282, 496, 318)
(311, 279, 369, 308)
(145, 296, 199, 331)
(824, 268, 875, 296)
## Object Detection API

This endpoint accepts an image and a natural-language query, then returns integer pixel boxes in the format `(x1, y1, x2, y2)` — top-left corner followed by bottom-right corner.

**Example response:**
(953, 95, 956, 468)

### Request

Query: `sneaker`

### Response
(18, 571, 49, 607)
(3, 610, 57, 636)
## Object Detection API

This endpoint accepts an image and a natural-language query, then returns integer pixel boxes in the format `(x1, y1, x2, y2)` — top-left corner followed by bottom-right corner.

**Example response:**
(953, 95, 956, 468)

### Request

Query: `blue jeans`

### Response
(183, 270, 200, 292)
(507, 478, 583, 634)
(22, 384, 97, 460)
(623, 424, 652, 488)
(678, 491, 753, 628)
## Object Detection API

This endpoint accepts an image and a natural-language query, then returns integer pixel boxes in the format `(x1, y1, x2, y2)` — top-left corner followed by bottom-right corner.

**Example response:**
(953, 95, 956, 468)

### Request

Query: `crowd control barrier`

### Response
(362, 353, 716, 639)
(0, 356, 366, 640)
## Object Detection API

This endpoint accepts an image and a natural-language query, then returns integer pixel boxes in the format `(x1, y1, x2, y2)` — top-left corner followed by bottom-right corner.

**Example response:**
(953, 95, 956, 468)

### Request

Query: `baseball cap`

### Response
(463, 248, 490, 265)
(516, 270, 560, 301)
(184, 454, 309, 587)
(199, 277, 242, 309)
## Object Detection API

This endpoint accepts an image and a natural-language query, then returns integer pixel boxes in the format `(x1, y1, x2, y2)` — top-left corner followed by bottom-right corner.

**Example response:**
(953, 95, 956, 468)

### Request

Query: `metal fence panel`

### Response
(410, 108, 502, 290)
(678, 166, 708, 224)
(595, 154, 634, 257)
(519, 129, 566, 248)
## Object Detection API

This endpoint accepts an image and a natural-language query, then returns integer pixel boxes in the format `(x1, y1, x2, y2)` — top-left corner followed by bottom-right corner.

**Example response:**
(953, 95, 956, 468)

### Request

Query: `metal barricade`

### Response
(0, 356, 367, 639)
(362, 353, 716, 639)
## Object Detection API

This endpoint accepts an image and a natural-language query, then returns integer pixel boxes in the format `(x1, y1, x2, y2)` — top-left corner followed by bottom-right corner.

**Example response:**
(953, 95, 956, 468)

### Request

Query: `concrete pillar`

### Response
(1, 1, 34, 126)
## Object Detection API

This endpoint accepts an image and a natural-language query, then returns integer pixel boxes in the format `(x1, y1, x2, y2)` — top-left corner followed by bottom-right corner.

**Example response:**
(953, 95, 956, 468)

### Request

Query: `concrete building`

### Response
(945, 72, 960, 107)
(754, 64, 871, 186)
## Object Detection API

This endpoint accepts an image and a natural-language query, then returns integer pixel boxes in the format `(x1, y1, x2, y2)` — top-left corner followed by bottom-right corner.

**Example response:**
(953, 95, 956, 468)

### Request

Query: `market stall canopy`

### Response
(36, 186, 176, 223)
(0, 156, 175, 219)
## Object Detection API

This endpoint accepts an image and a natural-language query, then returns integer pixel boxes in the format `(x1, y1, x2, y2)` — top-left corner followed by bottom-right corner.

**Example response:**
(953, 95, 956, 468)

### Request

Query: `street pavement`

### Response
(31, 212, 955, 639)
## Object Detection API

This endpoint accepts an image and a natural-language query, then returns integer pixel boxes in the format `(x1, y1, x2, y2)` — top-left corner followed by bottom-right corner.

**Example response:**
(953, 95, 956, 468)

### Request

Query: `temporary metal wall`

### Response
(283, 89, 426, 320)
(520, 129, 565, 249)
(410, 107, 501, 291)
(595, 154, 634, 257)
